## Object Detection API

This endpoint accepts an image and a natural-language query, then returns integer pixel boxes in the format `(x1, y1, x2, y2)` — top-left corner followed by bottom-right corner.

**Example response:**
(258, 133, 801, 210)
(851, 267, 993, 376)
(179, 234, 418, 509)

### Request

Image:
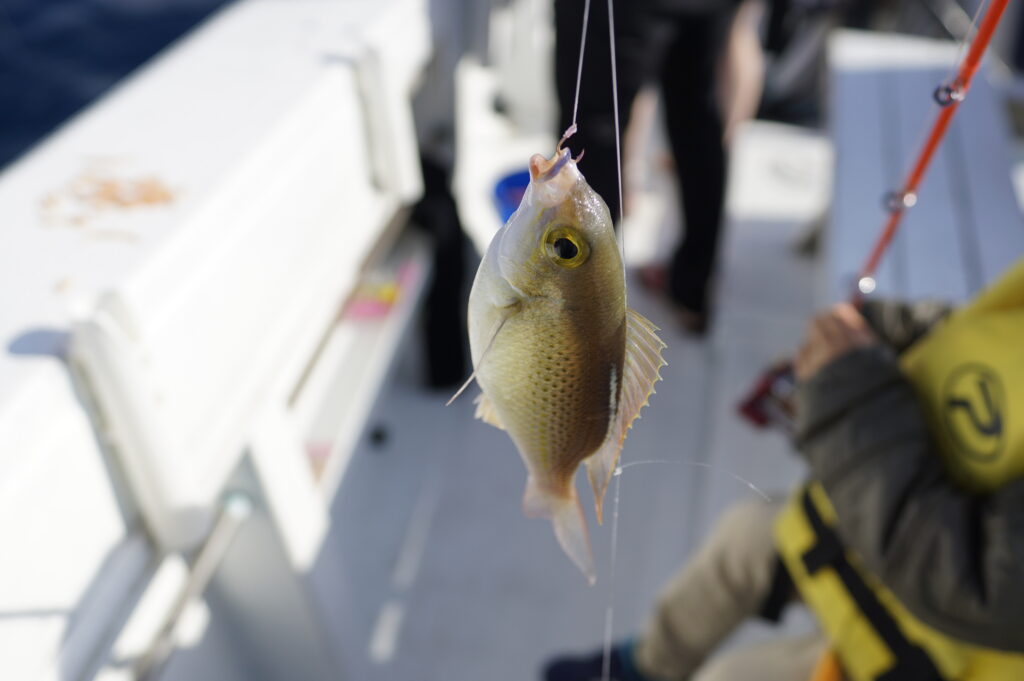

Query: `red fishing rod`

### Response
(738, 0, 1013, 433)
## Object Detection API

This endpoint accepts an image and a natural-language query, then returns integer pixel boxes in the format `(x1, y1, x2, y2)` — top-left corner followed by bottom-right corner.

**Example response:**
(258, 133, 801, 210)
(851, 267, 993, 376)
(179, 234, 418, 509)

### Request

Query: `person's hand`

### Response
(794, 303, 878, 381)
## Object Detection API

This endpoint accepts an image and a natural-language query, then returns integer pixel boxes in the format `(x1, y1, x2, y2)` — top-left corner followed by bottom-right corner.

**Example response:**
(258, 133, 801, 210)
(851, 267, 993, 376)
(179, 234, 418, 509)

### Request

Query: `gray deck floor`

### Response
(313, 122, 832, 681)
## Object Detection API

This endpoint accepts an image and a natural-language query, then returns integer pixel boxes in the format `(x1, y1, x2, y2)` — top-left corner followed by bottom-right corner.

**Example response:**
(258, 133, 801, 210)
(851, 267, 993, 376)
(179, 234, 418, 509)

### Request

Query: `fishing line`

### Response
(945, 0, 989, 84)
(598, 456, 772, 681)
(684, 461, 772, 501)
(891, 0, 989, 219)
(617, 459, 772, 501)
(598, 1, 622, 679)
(570, 0, 593, 129)
(607, 0, 624, 230)
(881, 0, 987, 220)
(600, 468, 623, 681)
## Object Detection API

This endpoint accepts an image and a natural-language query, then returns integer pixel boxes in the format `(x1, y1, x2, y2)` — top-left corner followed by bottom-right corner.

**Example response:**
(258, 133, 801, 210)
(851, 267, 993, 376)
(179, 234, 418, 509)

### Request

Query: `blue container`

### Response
(493, 169, 531, 223)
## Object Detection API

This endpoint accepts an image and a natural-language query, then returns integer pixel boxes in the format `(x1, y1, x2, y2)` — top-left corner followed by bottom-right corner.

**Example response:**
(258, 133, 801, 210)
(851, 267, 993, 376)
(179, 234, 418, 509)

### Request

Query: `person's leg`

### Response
(553, 0, 668, 222)
(660, 10, 732, 321)
(632, 498, 786, 680)
(692, 633, 829, 681)
(546, 498, 790, 681)
(413, 155, 469, 388)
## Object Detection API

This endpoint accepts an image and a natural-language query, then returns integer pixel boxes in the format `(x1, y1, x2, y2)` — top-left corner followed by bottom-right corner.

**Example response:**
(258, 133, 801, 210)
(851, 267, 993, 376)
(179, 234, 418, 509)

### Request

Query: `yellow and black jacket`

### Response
(776, 259, 1024, 681)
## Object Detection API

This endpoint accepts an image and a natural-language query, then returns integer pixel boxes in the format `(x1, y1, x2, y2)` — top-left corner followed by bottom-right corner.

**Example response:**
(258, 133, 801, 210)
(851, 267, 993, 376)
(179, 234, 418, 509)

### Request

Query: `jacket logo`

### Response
(943, 363, 1005, 462)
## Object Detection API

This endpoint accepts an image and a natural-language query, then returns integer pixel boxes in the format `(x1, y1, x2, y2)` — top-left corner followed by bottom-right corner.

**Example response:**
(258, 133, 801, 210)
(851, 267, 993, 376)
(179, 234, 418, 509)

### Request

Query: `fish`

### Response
(463, 135, 666, 584)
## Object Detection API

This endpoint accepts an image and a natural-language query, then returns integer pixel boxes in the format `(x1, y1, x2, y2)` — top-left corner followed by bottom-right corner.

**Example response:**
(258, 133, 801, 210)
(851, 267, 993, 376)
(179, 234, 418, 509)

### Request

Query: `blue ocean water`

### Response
(0, 0, 231, 170)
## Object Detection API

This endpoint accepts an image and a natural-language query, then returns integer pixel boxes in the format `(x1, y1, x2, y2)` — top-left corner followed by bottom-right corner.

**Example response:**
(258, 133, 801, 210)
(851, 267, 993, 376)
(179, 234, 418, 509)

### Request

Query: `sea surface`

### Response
(0, 0, 231, 169)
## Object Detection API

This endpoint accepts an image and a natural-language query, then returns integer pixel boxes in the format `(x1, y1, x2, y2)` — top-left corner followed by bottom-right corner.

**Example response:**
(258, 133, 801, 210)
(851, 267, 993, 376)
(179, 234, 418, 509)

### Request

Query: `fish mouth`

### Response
(527, 126, 582, 208)
(532, 148, 573, 180)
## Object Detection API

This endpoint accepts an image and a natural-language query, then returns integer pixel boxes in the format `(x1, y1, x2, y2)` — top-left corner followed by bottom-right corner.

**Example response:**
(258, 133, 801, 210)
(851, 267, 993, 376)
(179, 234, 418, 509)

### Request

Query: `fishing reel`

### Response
(737, 360, 798, 436)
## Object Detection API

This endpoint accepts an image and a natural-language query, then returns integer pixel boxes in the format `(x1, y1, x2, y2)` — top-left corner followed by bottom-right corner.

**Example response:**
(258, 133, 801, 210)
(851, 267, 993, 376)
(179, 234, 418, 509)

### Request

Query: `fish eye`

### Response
(553, 238, 578, 260)
(544, 226, 589, 268)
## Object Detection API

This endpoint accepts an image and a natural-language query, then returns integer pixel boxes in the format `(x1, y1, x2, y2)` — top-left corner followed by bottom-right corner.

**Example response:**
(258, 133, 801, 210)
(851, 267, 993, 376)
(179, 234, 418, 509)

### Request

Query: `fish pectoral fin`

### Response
(446, 308, 517, 407)
(473, 392, 505, 430)
(587, 307, 667, 523)
(445, 371, 477, 407)
(523, 477, 596, 585)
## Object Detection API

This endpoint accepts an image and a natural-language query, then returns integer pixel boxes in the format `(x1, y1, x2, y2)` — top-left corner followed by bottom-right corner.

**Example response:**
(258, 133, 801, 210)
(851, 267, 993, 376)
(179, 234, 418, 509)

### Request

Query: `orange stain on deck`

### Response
(39, 166, 176, 230)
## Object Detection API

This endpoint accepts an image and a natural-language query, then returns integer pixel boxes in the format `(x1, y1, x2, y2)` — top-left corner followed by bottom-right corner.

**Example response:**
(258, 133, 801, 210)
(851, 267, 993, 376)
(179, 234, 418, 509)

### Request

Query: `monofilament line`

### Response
(601, 4, 625, 679)
(570, 0, 592, 129)
(598, 458, 770, 681)
(619, 459, 771, 501)
(946, 0, 990, 83)
(600, 468, 624, 681)
(607, 0, 624, 229)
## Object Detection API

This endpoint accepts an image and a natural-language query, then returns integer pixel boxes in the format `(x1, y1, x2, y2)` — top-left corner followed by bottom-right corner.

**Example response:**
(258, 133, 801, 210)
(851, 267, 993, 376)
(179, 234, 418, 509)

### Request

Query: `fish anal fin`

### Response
(586, 442, 616, 524)
(523, 476, 595, 585)
(587, 307, 667, 523)
(473, 392, 505, 430)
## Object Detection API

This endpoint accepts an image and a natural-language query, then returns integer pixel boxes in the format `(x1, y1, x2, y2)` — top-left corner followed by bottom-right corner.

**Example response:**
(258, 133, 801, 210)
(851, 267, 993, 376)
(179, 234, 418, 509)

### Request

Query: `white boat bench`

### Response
(825, 30, 1024, 305)
(0, 1, 431, 679)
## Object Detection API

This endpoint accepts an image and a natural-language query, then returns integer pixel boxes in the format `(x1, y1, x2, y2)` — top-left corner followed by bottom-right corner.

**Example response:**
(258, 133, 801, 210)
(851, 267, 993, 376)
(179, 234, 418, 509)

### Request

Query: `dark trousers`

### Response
(554, 0, 733, 314)
(413, 156, 469, 388)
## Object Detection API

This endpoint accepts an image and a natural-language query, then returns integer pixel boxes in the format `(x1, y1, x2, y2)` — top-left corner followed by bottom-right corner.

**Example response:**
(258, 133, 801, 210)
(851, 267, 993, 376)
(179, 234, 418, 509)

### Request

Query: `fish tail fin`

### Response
(553, 494, 597, 586)
(523, 477, 596, 585)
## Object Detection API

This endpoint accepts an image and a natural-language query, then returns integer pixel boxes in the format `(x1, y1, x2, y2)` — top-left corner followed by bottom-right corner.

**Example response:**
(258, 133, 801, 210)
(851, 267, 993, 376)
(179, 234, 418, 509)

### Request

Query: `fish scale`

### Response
(495, 307, 614, 475)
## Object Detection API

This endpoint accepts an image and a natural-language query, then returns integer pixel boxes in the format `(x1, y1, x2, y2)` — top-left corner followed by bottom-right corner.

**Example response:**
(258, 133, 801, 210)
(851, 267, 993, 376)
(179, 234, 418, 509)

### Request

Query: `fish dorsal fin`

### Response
(473, 392, 505, 430)
(586, 307, 666, 523)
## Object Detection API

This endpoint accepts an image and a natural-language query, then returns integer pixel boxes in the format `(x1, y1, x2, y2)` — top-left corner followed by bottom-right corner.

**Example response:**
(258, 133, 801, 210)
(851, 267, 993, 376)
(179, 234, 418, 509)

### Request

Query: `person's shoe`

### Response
(543, 641, 652, 681)
(638, 264, 668, 295)
(673, 303, 709, 337)
(635, 264, 711, 337)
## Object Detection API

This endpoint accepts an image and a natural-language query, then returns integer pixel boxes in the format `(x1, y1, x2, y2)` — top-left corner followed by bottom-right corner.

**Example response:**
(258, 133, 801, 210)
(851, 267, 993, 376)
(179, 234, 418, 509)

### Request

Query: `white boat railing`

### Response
(0, 1, 432, 678)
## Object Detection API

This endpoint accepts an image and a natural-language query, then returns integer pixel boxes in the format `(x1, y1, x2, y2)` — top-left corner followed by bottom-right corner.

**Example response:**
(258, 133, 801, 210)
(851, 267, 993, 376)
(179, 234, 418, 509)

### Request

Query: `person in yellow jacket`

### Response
(545, 258, 1024, 681)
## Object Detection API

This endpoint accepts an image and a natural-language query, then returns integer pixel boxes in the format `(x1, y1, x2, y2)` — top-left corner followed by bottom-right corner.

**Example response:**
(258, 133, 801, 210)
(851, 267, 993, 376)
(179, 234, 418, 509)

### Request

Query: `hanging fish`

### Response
(462, 135, 666, 583)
